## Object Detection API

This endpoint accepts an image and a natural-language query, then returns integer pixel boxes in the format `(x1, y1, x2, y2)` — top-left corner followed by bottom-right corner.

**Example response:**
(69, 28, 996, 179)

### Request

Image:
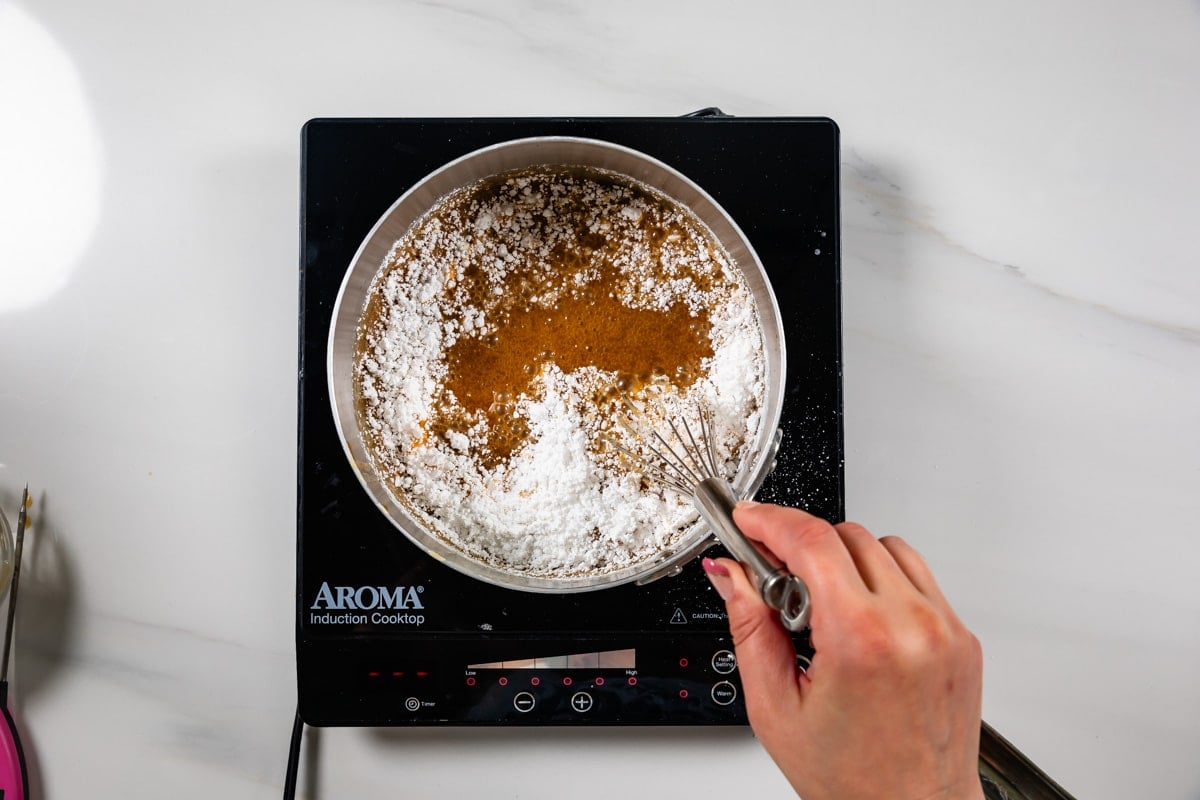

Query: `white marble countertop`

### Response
(1, 0, 1197, 797)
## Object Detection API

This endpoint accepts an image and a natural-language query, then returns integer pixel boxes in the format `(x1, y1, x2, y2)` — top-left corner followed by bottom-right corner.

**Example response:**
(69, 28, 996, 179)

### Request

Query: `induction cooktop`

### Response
(296, 113, 843, 726)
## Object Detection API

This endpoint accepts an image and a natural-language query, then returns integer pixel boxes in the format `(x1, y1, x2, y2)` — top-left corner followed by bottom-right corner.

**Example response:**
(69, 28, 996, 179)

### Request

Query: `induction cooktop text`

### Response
(308, 581, 426, 626)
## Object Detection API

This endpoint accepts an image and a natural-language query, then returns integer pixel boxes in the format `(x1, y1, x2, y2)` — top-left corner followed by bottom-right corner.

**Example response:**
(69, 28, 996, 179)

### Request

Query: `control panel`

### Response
(298, 634, 814, 726)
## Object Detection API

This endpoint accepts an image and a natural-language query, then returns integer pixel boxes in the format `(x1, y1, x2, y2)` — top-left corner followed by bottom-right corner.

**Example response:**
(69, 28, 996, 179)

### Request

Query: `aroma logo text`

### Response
(310, 582, 425, 611)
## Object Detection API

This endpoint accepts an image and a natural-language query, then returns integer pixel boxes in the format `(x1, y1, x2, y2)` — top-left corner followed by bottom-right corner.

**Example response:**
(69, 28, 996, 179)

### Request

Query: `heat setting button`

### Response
(711, 649, 737, 674)
(711, 681, 738, 706)
(570, 691, 594, 713)
(513, 692, 536, 713)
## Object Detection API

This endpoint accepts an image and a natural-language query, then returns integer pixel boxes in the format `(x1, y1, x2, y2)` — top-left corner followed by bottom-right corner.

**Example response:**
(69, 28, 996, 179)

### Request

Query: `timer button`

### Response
(711, 681, 737, 706)
(711, 649, 737, 674)
(513, 692, 536, 713)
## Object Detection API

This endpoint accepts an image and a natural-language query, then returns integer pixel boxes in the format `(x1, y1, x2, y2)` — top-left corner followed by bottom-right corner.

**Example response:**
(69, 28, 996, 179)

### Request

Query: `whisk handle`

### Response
(694, 478, 812, 632)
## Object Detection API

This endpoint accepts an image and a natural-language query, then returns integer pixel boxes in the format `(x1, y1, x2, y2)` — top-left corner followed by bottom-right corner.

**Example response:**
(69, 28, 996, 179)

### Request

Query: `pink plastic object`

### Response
(0, 488, 30, 799)
(0, 683, 27, 799)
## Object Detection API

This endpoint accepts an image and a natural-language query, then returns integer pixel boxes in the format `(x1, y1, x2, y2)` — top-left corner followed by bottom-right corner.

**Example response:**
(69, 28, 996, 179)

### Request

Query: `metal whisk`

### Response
(613, 401, 811, 631)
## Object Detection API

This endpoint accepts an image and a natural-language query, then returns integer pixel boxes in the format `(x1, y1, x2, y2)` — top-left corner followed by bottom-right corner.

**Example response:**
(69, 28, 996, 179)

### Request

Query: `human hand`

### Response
(702, 502, 984, 800)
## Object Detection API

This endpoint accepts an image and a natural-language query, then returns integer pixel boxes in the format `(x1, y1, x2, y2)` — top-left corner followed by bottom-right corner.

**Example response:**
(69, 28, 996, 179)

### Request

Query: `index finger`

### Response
(732, 501, 869, 609)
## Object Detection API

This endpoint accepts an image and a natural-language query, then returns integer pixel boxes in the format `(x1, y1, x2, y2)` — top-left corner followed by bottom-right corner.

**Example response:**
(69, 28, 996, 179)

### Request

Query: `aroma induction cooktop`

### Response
(297, 114, 842, 726)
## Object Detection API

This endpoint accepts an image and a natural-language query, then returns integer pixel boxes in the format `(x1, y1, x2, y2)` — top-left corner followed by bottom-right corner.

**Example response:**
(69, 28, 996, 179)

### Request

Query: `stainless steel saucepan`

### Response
(327, 136, 786, 593)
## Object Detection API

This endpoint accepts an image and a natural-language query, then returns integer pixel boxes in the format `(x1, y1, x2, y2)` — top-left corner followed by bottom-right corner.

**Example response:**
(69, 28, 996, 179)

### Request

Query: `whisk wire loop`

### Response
(606, 438, 691, 495)
(696, 406, 723, 481)
(612, 395, 730, 492)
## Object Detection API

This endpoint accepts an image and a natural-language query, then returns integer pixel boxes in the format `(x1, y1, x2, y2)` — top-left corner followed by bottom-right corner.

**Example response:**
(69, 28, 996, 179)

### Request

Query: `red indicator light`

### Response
(531, 676, 541, 687)
(466, 677, 476, 687)
(498, 677, 509, 687)
(627, 677, 638, 687)
(392, 671, 403, 677)
(679, 658, 689, 668)
(563, 677, 573, 687)
(367, 671, 381, 678)
(416, 671, 430, 678)
(679, 689, 689, 699)
(595, 677, 606, 686)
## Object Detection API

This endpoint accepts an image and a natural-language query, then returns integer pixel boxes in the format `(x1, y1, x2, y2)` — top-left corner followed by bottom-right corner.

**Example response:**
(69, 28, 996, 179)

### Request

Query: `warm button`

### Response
(711, 649, 737, 674)
(710, 681, 737, 706)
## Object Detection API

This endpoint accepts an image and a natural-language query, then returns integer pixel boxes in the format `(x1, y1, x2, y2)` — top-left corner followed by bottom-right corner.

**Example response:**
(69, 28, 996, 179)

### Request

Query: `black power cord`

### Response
(283, 709, 304, 800)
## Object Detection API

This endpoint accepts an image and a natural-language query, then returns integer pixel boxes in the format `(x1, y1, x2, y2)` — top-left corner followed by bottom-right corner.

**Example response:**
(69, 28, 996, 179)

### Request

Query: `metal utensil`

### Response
(613, 402, 811, 631)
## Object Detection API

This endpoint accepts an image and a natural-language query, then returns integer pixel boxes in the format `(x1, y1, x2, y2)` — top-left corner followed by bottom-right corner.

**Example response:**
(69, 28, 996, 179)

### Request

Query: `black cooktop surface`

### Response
(297, 115, 842, 725)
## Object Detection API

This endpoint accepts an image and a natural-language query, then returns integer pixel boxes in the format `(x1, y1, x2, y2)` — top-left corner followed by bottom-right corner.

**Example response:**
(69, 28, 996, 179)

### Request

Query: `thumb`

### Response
(702, 557, 803, 724)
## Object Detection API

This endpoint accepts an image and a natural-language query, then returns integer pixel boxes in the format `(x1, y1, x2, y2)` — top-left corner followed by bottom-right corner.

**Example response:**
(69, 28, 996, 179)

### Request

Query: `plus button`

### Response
(570, 691, 594, 713)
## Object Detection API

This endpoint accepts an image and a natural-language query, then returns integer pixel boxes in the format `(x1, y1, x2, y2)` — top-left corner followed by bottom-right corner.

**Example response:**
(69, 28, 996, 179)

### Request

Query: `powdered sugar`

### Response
(355, 166, 767, 578)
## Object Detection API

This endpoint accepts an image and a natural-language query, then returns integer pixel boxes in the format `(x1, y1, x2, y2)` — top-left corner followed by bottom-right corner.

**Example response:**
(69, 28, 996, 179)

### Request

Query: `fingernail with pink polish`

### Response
(702, 557, 734, 600)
